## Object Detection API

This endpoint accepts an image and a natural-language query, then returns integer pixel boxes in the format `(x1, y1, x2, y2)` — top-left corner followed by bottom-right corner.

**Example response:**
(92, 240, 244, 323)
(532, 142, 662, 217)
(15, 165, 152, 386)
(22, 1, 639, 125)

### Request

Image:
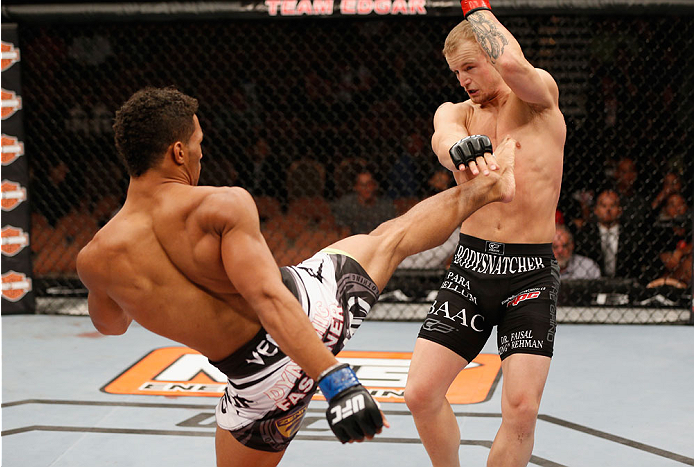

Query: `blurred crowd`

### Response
(23, 16, 691, 295)
(553, 160, 691, 290)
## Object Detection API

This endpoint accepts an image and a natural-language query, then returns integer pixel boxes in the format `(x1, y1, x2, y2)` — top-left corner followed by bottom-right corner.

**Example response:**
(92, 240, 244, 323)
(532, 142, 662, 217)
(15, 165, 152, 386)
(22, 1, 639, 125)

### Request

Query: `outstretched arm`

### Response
(466, 7, 559, 109)
(207, 187, 338, 380)
(205, 187, 388, 441)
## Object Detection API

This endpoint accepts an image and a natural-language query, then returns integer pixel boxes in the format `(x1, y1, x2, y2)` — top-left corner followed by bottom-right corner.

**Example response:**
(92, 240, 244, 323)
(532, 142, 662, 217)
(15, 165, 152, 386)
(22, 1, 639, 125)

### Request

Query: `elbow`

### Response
(436, 150, 451, 169)
(93, 323, 128, 336)
(432, 140, 445, 163)
(432, 134, 451, 166)
(496, 54, 531, 79)
(91, 316, 131, 336)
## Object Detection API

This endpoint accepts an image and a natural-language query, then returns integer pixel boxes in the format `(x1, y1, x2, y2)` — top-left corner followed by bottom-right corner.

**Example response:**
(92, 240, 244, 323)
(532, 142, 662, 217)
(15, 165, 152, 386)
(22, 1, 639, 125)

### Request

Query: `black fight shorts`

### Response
(418, 233, 560, 362)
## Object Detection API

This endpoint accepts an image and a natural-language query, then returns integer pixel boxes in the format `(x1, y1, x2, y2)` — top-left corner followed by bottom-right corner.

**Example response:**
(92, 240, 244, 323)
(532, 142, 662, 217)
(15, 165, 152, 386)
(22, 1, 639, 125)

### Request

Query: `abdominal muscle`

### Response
(454, 90, 564, 244)
(454, 148, 561, 244)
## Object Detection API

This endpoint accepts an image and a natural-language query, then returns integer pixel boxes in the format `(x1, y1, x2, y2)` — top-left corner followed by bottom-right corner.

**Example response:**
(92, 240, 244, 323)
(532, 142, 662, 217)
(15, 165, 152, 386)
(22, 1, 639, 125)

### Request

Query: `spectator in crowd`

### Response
(565, 189, 595, 231)
(644, 192, 692, 288)
(399, 169, 458, 270)
(286, 157, 326, 202)
(575, 189, 642, 279)
(610, 157, 649, 227)
(553, 224, 601, 279)
(651, 192, 691, 248)
(651, 172, 683, 213)
(332, 154, 368, 199)
(33, 159, 84, 226)
(387, 133, 426, 199)
(647, 239, 692, 290)
(332, 169, 396, 234)
(423, 168, 455, 197)
(656, 192, 688, 224)
(238, 132, 286, 201)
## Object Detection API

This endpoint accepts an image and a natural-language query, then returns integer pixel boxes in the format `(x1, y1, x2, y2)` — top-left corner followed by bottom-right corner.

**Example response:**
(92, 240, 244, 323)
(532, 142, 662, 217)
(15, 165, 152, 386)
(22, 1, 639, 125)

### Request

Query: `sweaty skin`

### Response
(406, 11, 566, 467)
(432, 11, 565, 244)
(77, 89, 519, 467)
(76, 116, 338, 377)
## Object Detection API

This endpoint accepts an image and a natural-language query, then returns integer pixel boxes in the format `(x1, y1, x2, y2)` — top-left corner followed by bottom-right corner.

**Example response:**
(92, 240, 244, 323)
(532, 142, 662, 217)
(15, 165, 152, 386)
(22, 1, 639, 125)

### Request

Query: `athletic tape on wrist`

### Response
(317, 363, 359, 401)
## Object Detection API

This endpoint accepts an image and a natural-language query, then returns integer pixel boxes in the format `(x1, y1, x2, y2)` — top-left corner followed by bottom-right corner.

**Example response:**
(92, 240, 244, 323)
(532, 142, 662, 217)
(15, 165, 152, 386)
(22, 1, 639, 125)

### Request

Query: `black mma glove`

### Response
(318, 363, 383, 443)
(449, 134, 493, 170)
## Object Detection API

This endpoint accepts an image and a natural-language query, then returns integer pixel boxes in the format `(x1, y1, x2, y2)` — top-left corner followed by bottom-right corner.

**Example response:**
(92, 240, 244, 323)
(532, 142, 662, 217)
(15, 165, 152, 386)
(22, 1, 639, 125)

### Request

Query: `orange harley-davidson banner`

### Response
(103, 347, 500, 404)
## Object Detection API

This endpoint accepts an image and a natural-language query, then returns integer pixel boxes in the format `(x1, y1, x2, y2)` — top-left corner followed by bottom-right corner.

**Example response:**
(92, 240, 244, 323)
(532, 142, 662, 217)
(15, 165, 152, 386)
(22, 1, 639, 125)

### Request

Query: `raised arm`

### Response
(464, 3, 559, 109)
(205, 187, 338, 380)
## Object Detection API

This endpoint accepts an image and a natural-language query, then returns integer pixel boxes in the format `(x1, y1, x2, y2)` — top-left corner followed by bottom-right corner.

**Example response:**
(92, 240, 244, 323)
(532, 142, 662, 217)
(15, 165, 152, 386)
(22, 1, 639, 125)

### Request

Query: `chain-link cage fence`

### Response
(14, 11, 693, 322)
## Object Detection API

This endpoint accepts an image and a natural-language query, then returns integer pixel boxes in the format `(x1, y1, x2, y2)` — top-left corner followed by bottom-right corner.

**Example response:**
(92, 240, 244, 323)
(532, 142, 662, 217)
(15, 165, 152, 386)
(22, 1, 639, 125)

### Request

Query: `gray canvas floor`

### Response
(2, 314, 693, 466)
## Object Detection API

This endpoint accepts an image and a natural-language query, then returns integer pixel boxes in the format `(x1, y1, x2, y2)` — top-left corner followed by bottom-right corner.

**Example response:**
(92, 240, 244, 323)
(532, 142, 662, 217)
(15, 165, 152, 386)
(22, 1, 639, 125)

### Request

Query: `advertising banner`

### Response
(2, 24, 35, 314)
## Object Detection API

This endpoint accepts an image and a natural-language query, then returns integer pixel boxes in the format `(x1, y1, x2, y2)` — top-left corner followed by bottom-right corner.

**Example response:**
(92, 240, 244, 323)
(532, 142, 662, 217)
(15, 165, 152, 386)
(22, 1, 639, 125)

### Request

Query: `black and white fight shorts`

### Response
(209, 249, 379, 452)
(418, 233, 560, 363)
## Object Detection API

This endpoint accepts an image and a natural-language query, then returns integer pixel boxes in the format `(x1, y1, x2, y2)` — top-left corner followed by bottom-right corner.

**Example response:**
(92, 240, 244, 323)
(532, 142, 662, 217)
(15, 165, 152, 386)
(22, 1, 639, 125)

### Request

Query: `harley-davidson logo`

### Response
(1, 41, 20, 71)
(1, 89, 22, 120)
(1, 225, 29, 256)
(1, 270, 32, 302)
(1, 134, 24, 166)
(1, 180, 27, 211)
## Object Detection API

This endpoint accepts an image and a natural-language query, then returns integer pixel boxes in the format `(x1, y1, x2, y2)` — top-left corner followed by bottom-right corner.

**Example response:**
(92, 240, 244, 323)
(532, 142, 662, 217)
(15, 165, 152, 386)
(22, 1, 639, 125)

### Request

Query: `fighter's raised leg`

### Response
(328, 136, 517, 292)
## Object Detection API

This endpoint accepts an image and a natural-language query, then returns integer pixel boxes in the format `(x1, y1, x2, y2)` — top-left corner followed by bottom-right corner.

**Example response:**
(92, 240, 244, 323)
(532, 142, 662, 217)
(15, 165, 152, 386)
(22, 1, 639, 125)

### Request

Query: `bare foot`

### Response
(491, 136, 516, 203)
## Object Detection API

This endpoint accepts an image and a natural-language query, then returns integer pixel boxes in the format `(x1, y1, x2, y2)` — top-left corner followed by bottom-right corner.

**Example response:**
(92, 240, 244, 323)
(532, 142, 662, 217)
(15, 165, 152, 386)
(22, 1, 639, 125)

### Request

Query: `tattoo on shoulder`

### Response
(468, 15, 509, 63)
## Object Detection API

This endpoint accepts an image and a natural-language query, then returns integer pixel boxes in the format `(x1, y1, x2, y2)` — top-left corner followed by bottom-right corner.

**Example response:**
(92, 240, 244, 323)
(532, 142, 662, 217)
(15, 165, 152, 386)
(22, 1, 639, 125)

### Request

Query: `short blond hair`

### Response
(442, 20, 477, 57)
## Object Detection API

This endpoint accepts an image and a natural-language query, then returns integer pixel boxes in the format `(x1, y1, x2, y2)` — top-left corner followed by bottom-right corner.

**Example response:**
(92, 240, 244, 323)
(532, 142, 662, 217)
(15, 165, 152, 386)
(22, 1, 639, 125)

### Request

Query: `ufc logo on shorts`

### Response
(508, 291, 541, 307)
(330, 394, 365, 423)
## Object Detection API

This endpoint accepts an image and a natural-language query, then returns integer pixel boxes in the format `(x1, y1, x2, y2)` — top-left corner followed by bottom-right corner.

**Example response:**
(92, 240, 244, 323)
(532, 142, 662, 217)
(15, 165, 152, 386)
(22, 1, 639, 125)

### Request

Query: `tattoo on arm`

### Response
(467, 14, 509, 63)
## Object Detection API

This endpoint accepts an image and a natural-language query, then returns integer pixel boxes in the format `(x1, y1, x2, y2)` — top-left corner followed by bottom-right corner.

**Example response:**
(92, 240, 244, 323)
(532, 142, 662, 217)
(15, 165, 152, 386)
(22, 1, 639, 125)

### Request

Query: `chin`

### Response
(468, 94, 484, 104)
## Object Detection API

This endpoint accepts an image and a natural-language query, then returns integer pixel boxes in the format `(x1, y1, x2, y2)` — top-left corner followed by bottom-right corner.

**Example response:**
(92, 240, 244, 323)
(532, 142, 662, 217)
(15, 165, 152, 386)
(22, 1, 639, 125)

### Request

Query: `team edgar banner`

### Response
(4, 0, 694, 23)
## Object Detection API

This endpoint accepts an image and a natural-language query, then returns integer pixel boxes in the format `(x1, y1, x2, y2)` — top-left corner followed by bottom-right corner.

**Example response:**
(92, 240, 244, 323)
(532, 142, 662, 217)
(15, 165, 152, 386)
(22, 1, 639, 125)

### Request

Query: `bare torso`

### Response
(453, 93, 565, 243)
(80, 184, 264, 361)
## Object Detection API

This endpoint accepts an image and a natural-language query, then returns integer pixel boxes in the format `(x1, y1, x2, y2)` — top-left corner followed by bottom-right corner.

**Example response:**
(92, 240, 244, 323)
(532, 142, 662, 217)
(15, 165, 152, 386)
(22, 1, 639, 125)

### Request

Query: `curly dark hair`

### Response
(113, 87, 199, 177)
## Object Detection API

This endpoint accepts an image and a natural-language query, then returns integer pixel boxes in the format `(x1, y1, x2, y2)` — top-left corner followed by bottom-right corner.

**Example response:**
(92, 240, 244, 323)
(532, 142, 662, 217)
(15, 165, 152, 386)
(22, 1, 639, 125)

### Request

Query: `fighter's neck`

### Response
(478, 85, 511, 110)
(126, 171, 191, 198)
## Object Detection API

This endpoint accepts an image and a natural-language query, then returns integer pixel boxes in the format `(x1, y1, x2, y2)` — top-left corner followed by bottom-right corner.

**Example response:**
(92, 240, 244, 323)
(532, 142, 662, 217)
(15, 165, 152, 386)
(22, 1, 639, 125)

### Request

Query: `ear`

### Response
(172, 141, 185, 165)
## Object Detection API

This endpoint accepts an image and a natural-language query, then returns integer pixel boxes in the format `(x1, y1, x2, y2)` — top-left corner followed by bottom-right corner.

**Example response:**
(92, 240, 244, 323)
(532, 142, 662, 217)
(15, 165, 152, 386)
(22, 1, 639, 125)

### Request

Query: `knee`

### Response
(502, 394, 540, 429)
(369, 218, 404, 242)
(368, 221, 409, 258)
(404, 380, 440, 416)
